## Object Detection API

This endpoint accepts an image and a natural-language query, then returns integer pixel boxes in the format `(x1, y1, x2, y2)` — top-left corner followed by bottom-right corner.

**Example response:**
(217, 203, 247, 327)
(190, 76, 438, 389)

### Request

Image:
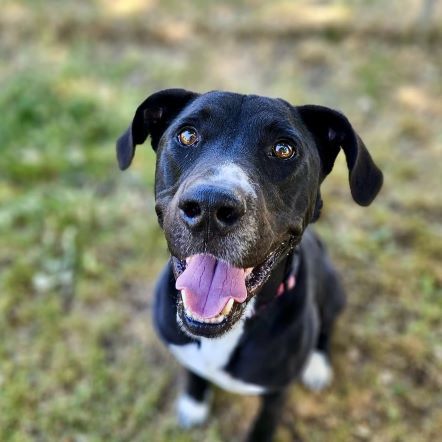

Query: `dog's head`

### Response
(117, 89, 383, 338)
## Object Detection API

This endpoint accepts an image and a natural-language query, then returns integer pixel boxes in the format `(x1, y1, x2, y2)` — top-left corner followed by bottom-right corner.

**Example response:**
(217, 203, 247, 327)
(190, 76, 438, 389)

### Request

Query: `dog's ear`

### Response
(297, 105, 383, 206)
(116, 88, 198, 170)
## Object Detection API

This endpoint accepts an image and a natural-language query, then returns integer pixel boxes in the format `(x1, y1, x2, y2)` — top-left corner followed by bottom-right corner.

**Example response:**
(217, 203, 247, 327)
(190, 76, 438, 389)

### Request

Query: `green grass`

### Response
(1, 1, 441, 441)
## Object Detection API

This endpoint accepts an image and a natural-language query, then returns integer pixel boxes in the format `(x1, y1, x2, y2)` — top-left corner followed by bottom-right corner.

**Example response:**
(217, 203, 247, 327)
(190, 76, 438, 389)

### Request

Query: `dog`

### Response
(116, 89, 383, 441)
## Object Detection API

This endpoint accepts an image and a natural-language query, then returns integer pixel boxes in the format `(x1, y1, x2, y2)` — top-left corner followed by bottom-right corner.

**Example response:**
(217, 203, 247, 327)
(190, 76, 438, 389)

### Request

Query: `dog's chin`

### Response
(171, 237, 295, 338)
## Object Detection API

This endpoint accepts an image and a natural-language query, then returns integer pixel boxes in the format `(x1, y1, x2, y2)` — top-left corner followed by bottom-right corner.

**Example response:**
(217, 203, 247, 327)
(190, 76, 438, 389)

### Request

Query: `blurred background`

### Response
(1, 1, 441, 441)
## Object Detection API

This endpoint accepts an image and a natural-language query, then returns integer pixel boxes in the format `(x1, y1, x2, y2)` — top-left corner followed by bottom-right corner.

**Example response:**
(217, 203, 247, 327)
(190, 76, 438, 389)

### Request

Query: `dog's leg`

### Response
(246, 390, 286, 442)
(176, 370, 211, 428)
(302, 264, 346, 392)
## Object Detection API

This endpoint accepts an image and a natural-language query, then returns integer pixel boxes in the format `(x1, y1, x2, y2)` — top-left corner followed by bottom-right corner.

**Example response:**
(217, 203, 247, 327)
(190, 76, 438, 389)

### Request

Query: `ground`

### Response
(0, 1, 441, 441)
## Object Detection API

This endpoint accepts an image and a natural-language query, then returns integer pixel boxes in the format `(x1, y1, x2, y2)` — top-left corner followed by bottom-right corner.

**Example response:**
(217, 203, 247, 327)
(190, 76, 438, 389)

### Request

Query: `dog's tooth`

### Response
(207, 314, 224, 324)
(245, 267, 254, 277)
(221, 299, 234, 316)
(181, 289, 188, 305)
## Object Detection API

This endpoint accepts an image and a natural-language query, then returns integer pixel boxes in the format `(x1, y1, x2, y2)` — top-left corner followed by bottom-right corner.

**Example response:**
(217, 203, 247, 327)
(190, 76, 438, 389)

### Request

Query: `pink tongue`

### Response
(175, 254, 247, 319)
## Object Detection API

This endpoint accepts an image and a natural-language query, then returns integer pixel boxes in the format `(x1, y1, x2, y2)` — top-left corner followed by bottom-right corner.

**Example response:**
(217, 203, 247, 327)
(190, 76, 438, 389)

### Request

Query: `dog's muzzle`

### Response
(172, 236, 297, 338)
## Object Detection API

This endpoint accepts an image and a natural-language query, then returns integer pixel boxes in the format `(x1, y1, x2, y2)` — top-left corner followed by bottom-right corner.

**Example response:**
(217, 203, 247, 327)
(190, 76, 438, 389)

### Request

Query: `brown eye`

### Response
(272, 142, 296, 160)
(177, 127, 199, 146)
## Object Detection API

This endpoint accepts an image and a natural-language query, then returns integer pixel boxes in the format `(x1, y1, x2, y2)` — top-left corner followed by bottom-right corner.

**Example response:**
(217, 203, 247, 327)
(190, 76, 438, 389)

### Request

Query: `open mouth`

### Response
(172, 238, 295, 337)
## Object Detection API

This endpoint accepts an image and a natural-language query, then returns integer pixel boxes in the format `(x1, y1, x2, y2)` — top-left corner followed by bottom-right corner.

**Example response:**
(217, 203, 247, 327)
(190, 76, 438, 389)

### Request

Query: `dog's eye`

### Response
(177, 127, 199, 146)
(272, 142, 297, 160)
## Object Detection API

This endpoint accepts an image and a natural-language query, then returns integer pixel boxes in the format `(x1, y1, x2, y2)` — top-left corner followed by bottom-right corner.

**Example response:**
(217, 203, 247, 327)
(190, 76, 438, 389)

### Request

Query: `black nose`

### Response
(179, 184, 246, 233)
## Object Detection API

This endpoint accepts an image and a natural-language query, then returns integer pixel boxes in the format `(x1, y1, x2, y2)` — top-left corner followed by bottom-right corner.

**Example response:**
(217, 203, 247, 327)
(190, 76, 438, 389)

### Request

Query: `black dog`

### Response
(116, 89, 383, 441)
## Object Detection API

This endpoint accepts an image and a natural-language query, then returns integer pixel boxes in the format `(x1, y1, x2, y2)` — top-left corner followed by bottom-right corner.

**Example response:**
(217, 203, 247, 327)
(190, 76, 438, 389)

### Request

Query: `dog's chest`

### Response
(169, 303, 265, 395)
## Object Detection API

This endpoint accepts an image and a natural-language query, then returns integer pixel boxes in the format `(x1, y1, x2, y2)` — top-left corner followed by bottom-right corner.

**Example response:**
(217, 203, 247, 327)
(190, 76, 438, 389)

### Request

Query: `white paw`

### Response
(301, 351, 333, 392)
(176, 394, 209, 428)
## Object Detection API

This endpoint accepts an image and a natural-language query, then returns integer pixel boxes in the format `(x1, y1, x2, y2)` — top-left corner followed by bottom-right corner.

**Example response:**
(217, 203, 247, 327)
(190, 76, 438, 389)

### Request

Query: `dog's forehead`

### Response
(181, 91, 293, 125)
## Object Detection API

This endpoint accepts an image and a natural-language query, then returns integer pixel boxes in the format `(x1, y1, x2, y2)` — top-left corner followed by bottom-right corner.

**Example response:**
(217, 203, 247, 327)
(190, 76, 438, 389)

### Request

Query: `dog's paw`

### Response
(176, 394, 209, 428)
(301, 351, 333, 392)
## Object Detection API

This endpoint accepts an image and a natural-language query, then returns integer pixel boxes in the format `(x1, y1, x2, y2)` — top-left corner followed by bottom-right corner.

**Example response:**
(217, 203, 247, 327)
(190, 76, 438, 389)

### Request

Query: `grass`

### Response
(1, 1, 441, 441)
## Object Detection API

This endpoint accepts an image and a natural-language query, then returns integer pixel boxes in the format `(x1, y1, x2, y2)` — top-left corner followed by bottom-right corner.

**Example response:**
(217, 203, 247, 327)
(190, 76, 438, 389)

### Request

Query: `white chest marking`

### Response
(169, 301, 265, 395)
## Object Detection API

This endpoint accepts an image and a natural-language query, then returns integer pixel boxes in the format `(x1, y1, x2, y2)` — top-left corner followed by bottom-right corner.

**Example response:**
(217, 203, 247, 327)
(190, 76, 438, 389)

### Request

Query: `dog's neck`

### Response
(254, 247, 300, 311)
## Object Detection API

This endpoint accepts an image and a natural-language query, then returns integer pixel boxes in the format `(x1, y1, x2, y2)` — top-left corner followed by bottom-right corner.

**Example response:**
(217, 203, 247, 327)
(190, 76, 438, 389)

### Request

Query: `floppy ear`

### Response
(297, 105, 383, 206)
(116, 88, 198, 170)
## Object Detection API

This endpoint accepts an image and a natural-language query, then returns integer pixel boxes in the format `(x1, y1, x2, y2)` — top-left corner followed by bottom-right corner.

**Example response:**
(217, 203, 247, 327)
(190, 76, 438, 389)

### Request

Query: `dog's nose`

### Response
(179, 184, 246, 233)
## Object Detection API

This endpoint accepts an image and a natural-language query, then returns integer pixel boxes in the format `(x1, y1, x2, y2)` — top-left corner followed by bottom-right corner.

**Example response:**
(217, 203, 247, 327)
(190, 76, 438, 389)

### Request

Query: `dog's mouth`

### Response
(171, 238, 295, 337)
